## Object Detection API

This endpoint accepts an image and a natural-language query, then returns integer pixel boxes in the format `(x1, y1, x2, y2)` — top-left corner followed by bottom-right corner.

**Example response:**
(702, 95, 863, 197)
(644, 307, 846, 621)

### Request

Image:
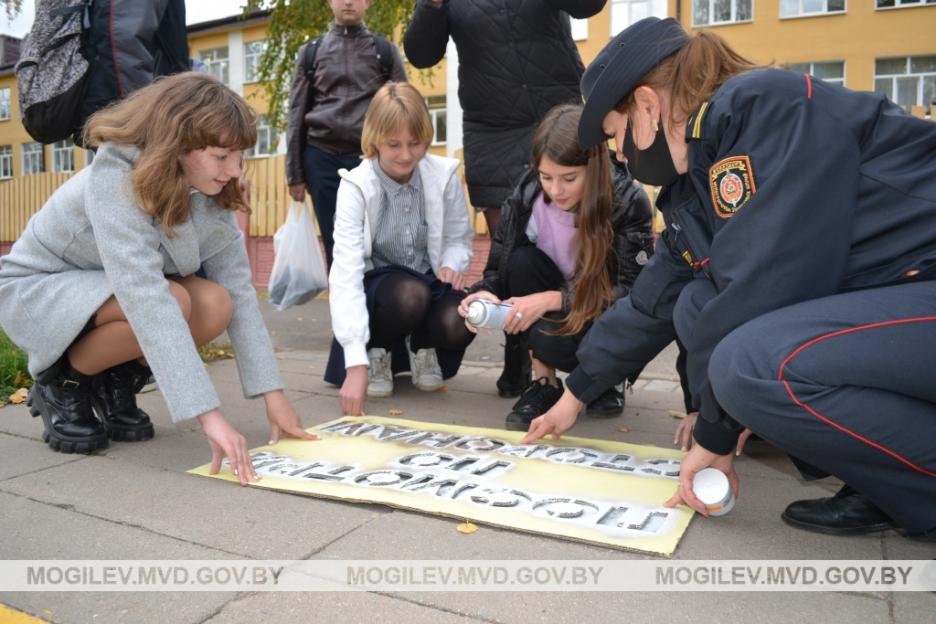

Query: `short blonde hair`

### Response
(360, 82, 433, 158)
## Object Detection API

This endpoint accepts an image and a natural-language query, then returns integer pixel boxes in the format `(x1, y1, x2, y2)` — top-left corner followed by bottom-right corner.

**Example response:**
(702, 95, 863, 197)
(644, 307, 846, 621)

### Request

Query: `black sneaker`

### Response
(586, 385, 624, 418)
(91, 361, 155, 442)
(28, 361, 108, 454)
(496, 335, 531, 398)
(505, 377, 563, 431)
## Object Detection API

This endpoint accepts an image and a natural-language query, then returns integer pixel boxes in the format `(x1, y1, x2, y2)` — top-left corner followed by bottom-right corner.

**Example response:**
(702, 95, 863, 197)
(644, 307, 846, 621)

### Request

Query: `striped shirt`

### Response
(371, 159, 431, 273)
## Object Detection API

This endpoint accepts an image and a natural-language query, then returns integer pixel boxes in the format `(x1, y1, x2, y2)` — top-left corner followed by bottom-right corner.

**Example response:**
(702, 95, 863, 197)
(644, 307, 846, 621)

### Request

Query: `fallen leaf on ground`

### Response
(388, 408, 404, 416)
(456, 521, 478, 534)
(8, 387, 28, 404)
(436, 385, 448, 393)
(617, 427, 631, 433)
(668, 410, 687, 420)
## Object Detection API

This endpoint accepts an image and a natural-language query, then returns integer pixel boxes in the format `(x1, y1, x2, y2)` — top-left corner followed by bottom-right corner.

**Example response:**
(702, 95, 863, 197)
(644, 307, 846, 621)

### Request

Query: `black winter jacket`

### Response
(468, 154, 654, 312)
(78, 0, 189, 141)
(403, 0, 607, 209)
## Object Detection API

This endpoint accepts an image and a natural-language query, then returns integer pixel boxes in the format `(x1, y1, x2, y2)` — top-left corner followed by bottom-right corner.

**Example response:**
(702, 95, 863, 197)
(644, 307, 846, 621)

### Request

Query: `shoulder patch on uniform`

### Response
(709, 155, 756, 218)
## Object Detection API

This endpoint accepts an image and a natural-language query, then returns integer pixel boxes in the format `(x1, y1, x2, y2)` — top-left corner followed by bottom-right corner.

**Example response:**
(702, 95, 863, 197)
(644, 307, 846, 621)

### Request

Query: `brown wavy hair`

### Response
(615, 29, 759, 125)
(532, 104, 614, 336)
(83, 72, 256, 233)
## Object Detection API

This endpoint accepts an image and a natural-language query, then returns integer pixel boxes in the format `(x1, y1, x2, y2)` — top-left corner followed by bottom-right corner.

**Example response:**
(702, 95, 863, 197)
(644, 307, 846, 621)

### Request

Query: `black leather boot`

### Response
(92, 362, 155, 442)
(28, 360, 108, 454)
(781, 484, 897, 536)
(496, 334, 531, 398)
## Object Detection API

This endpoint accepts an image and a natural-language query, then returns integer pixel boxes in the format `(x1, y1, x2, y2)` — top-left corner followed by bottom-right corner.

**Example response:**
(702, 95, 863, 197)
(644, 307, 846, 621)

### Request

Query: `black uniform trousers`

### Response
(677, 278, 936, 533)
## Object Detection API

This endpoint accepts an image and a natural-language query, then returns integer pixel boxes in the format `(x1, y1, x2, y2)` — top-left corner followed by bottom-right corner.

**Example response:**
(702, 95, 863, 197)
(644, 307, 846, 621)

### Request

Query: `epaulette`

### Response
(685, 101, 710, 141)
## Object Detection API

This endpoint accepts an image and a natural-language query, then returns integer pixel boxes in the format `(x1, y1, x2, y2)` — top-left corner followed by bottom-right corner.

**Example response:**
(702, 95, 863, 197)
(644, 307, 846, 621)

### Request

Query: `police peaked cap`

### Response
(578, 17, 690, 149)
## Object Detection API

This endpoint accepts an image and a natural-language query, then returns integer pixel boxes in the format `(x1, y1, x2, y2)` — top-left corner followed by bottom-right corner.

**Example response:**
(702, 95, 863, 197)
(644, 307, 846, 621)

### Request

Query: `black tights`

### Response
(369, 273, 473, 352)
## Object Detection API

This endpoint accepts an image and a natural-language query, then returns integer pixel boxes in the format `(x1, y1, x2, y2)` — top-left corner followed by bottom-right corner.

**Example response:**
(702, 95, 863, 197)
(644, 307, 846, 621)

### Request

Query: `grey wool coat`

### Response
(0, 143, 283, 422)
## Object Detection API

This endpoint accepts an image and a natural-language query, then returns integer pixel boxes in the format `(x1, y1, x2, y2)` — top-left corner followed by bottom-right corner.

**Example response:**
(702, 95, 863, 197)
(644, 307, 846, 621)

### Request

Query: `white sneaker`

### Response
(409, 344, 444, 392)
(367, 348, 393, 397)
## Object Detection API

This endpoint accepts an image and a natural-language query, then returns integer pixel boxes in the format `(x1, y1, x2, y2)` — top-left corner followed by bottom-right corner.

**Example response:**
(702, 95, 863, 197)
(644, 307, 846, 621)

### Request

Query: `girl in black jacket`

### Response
(459, 104, 659, 430)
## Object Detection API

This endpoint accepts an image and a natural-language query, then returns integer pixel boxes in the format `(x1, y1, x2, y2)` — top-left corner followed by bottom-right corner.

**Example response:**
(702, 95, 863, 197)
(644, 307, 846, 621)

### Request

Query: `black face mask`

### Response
(622, 117, 680, 187)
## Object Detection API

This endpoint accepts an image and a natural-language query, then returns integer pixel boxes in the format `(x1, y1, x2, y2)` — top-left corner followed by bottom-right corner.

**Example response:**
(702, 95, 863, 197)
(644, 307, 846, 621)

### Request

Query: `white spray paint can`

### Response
(692, 467, 735, 517)
(466, 300, 513, 330)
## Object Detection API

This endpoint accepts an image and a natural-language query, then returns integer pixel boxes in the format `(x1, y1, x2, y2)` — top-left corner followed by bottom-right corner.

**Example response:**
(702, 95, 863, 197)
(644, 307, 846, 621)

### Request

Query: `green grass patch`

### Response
(0, 330, 31, 404)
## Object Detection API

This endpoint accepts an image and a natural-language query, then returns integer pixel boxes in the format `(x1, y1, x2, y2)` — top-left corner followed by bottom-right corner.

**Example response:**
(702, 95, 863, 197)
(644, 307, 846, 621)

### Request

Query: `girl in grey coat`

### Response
(0, 73, 315, 482)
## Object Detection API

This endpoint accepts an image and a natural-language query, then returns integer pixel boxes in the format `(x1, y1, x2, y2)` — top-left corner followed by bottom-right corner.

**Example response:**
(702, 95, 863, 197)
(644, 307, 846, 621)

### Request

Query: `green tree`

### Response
(1, 0, 23, 20)
(244, 0, 416, 132)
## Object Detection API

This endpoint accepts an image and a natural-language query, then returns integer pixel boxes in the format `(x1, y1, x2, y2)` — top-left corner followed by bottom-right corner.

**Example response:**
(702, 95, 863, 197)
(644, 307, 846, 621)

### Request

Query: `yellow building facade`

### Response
(667, 0, 936, 110)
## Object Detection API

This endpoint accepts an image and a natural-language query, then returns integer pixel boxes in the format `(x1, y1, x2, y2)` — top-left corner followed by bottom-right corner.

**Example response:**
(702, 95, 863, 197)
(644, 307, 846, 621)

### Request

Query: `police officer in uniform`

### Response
(522, 17, 936, 541)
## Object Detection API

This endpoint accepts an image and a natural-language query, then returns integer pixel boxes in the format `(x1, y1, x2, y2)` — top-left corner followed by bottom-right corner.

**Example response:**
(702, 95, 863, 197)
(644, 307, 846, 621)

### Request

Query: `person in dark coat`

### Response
(524, 17, 936, 541)
(77, 0, 189, 144)
(404, 0, 607, 397)
(460, 105, 691, 431)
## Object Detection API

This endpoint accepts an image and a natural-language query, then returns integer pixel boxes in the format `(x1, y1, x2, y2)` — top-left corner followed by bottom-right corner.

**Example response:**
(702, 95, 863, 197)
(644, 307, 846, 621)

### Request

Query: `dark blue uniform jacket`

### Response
(566, 68, 936, 455)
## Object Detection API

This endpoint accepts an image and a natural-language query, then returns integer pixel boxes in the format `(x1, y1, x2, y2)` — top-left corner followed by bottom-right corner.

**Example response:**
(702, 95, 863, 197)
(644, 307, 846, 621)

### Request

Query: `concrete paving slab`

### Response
(0, 404, 44, 440)
(0, 456, 389, 560)
(0, 492, 234, 624)
(315, 510, 890, 624)
(204, 589, 486, 624)
(0, 434, 81, 482)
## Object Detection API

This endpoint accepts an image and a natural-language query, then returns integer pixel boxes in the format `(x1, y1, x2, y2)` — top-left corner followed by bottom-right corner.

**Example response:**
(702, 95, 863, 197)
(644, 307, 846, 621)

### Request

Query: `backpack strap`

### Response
(373, 35, 394, 82)
(303, 36, 322, 82)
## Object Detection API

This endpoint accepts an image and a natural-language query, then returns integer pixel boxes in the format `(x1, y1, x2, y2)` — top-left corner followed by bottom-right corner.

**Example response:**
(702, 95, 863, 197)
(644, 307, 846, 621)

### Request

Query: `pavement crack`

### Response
(298, 511, 392, 559)
(0, 455, 85, 484)
(373, 592, 505, 624)
(0, 489, 248, 558)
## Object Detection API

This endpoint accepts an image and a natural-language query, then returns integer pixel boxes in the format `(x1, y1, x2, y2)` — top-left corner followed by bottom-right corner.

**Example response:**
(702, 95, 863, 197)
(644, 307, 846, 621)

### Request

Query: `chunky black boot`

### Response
(496, 334, 531, 398)
(92, 362, 155, 442)
(28, 361, 108, 454)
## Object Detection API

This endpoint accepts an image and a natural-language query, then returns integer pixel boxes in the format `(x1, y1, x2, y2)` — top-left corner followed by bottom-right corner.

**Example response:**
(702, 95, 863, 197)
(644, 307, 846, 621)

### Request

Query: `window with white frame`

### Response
(52, 139, 75, 172)
(0, 87, 10, 121)
(780, 0, 845, 17)
(199, 47, 230, 84)
(0, 145, 12, 179)
(247, 115, 275, 158)
(426, 95, 446, 146)
(874, 55, 936, 110)
(693, 0, 753, 26)
(244, 40, 267, 82)
(611, 0, 653, 34)
(786, 60, 845, 86)
(570, 17, 588, 40)
(876, 0, 935, 8)
(22, 142, 44, 175)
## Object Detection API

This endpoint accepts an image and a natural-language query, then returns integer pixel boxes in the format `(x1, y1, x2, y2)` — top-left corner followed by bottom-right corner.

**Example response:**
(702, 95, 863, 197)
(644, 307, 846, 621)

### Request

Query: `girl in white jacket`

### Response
(326, 82, 475, 416)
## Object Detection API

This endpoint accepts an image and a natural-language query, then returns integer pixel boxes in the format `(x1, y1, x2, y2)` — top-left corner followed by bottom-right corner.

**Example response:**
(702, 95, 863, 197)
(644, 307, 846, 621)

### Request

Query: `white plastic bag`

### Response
(267, 200, 328, 311)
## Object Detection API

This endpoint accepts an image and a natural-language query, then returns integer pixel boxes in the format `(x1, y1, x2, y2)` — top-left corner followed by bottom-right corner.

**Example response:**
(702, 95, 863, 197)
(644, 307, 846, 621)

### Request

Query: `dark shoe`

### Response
(92, 362, 155, 442)
(586, 385, 624, 418)
(781, 485, 897, 536)
(28, 361, 108, 454)
(496, 335, 531, 398)
(505, 377, 563, 431)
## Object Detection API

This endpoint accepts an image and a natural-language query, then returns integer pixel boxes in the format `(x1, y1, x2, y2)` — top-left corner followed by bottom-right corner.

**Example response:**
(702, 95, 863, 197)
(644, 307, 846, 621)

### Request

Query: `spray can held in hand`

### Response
(466, 300, 513, 330)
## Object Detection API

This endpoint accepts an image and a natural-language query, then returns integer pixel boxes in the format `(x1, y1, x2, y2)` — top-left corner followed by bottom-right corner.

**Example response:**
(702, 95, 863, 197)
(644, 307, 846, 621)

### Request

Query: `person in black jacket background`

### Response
(459, 105, 688, 431)
(403, 0, 606, 238)
(77, 0, 189, 145)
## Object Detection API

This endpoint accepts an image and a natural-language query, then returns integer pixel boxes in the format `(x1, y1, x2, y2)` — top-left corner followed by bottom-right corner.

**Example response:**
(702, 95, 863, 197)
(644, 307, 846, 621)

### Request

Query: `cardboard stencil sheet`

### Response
(188, 416, 693, 556)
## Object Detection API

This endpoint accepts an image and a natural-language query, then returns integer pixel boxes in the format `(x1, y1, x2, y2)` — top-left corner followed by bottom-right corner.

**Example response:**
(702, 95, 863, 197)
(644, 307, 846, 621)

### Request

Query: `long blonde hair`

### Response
(532, 105, 613, 337)
(83, 72, 256, 232)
